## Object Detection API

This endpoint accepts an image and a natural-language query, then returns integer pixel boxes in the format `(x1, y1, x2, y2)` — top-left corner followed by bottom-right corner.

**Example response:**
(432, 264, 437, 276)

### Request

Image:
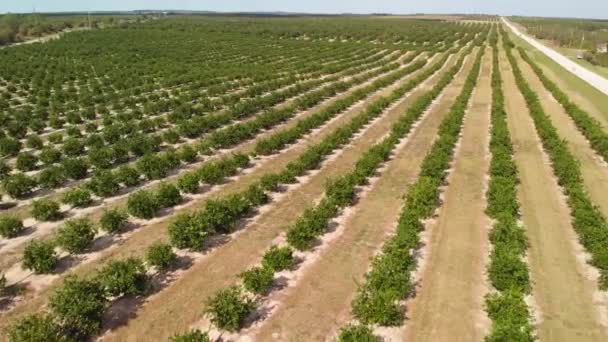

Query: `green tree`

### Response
(99, 208, 128, 234)
(61, 187, 93, 208)
(205, 286, 255, 332)
(240, 266, 274, 295)
(97, 258, 147, 297)
(22, 240, 58, 274)
(176, 172, 200, 194)
(0, 215, 24, 238)
(3, 173, 37, 198)
(8, 314, 64, 342)
(16, 152, 38, 171)
(49, 277, 107, 338)
(261, 245, 295, 272)
(56, 218, 96, 254)
(170, 329, 210, 342)
(155, 183, 182, 208)
(146, 242, 177, 271)
(31, 199, 61, 221)
(127, 190, 160, 219)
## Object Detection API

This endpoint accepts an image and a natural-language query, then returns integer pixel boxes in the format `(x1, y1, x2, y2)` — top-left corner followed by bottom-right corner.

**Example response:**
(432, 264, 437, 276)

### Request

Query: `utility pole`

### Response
(88, 11, 91, 29)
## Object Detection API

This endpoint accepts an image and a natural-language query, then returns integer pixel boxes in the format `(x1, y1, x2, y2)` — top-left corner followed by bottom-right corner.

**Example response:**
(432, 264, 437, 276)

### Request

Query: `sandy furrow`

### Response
(247, 48, 478, 342)
(500, 45, 608, 341)
(99, 51, 471, 341)
(400, 47, 492, 342)
(0, 52, 419, 271)
(0, 51, 451, 332)
(515, 51, 608, 217)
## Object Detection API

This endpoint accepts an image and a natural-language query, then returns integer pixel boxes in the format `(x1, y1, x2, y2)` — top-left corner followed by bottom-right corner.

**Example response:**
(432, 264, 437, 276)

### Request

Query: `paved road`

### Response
(502, 17, 608, 96)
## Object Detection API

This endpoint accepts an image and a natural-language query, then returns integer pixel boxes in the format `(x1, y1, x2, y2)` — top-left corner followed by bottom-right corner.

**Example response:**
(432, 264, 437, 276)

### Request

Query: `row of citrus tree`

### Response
(2, 43, 449, 342)
(502, 27, 608, 289)
(0, 47, 394, 200)
(336, 39, 486, 340)
(483, 29, 534, 342)
(201, 42, 475, 336)
(1, 49, 428, 287)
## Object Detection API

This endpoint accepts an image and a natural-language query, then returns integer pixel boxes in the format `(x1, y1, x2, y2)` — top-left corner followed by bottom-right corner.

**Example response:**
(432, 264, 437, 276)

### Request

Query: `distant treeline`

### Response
(0, 13, 141, 46)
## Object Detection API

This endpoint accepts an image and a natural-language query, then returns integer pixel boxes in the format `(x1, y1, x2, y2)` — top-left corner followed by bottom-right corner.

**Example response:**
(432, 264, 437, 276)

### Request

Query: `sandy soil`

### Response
(500, 45, 608, 341)
(515, 51, 608, 216)
(246, 48, 477, 342)
(400, 47, 492, 342)
(95, 51, 462, 341)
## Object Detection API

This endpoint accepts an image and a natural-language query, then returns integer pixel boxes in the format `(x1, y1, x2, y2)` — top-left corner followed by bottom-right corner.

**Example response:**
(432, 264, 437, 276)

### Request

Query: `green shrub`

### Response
(337, 324, 377, 342)
(3, 173, 37, 198)
(49, 277, 107, 338)
(136, 154, 170, 180)
(155, 183, 182, 208)
(16, 152, 38, 171)
(31, 199, 62, 221)
(8, 314, 63, 342)
(485, 290, 534, 342)
(114, 166, 141, 187)
(22, 240, 58, 274)
(99, 209, 128, 234)
(0, 215, 24, 238)
(261, 245, 294, 272)
(168, 213, 208, 250)
(170, 329, 210, 342)
(88, 170, 120, 197)
(127, 190, 160, 219)
(61, 158, 88, 180)
(0, 137, 21, 156)
(61, 187, 93, 208)
(25, 135, 44, 150)
(56, 218, 97, 254)
(205, 286, 255, 332)
(146, 242, 177, 270)
(97, 258, 147, 296)
(39, 147, 62, 165)
(178, 145, 197, 163)
(177, 172, 200, 194)
(38, 166, 66, 189)
(240, 266, 274, 294)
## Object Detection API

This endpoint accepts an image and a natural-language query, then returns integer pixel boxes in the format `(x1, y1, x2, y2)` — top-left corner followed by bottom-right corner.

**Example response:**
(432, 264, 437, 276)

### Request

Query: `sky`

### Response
(2, 0, 608, 20)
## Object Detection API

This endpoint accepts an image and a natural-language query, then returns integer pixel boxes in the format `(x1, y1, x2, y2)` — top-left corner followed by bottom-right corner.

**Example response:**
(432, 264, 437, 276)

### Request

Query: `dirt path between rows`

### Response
(91, 53, 472, 340)
(500, 46, 608, 341)
(248, 48, 477, 342)
(401, 47, 492, 342)
(515, 51, 608, 217)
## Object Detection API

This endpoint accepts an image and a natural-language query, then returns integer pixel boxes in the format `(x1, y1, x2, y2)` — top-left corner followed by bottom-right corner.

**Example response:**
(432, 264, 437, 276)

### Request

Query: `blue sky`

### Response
(2, 0, 608, 20)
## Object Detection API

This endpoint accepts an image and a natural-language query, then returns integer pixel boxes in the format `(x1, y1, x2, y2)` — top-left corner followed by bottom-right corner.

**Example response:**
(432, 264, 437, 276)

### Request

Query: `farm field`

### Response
(0, 13, 608, 342)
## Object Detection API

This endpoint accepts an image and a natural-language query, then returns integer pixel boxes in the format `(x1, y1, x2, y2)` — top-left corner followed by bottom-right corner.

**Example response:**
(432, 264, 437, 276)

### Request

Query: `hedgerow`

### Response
(350, 44, 485, 326)
(518, 46, 608, 164)
(474, 26, 537, 341)
(204, 36, 489, 333)
(503, 27, 608, 289)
